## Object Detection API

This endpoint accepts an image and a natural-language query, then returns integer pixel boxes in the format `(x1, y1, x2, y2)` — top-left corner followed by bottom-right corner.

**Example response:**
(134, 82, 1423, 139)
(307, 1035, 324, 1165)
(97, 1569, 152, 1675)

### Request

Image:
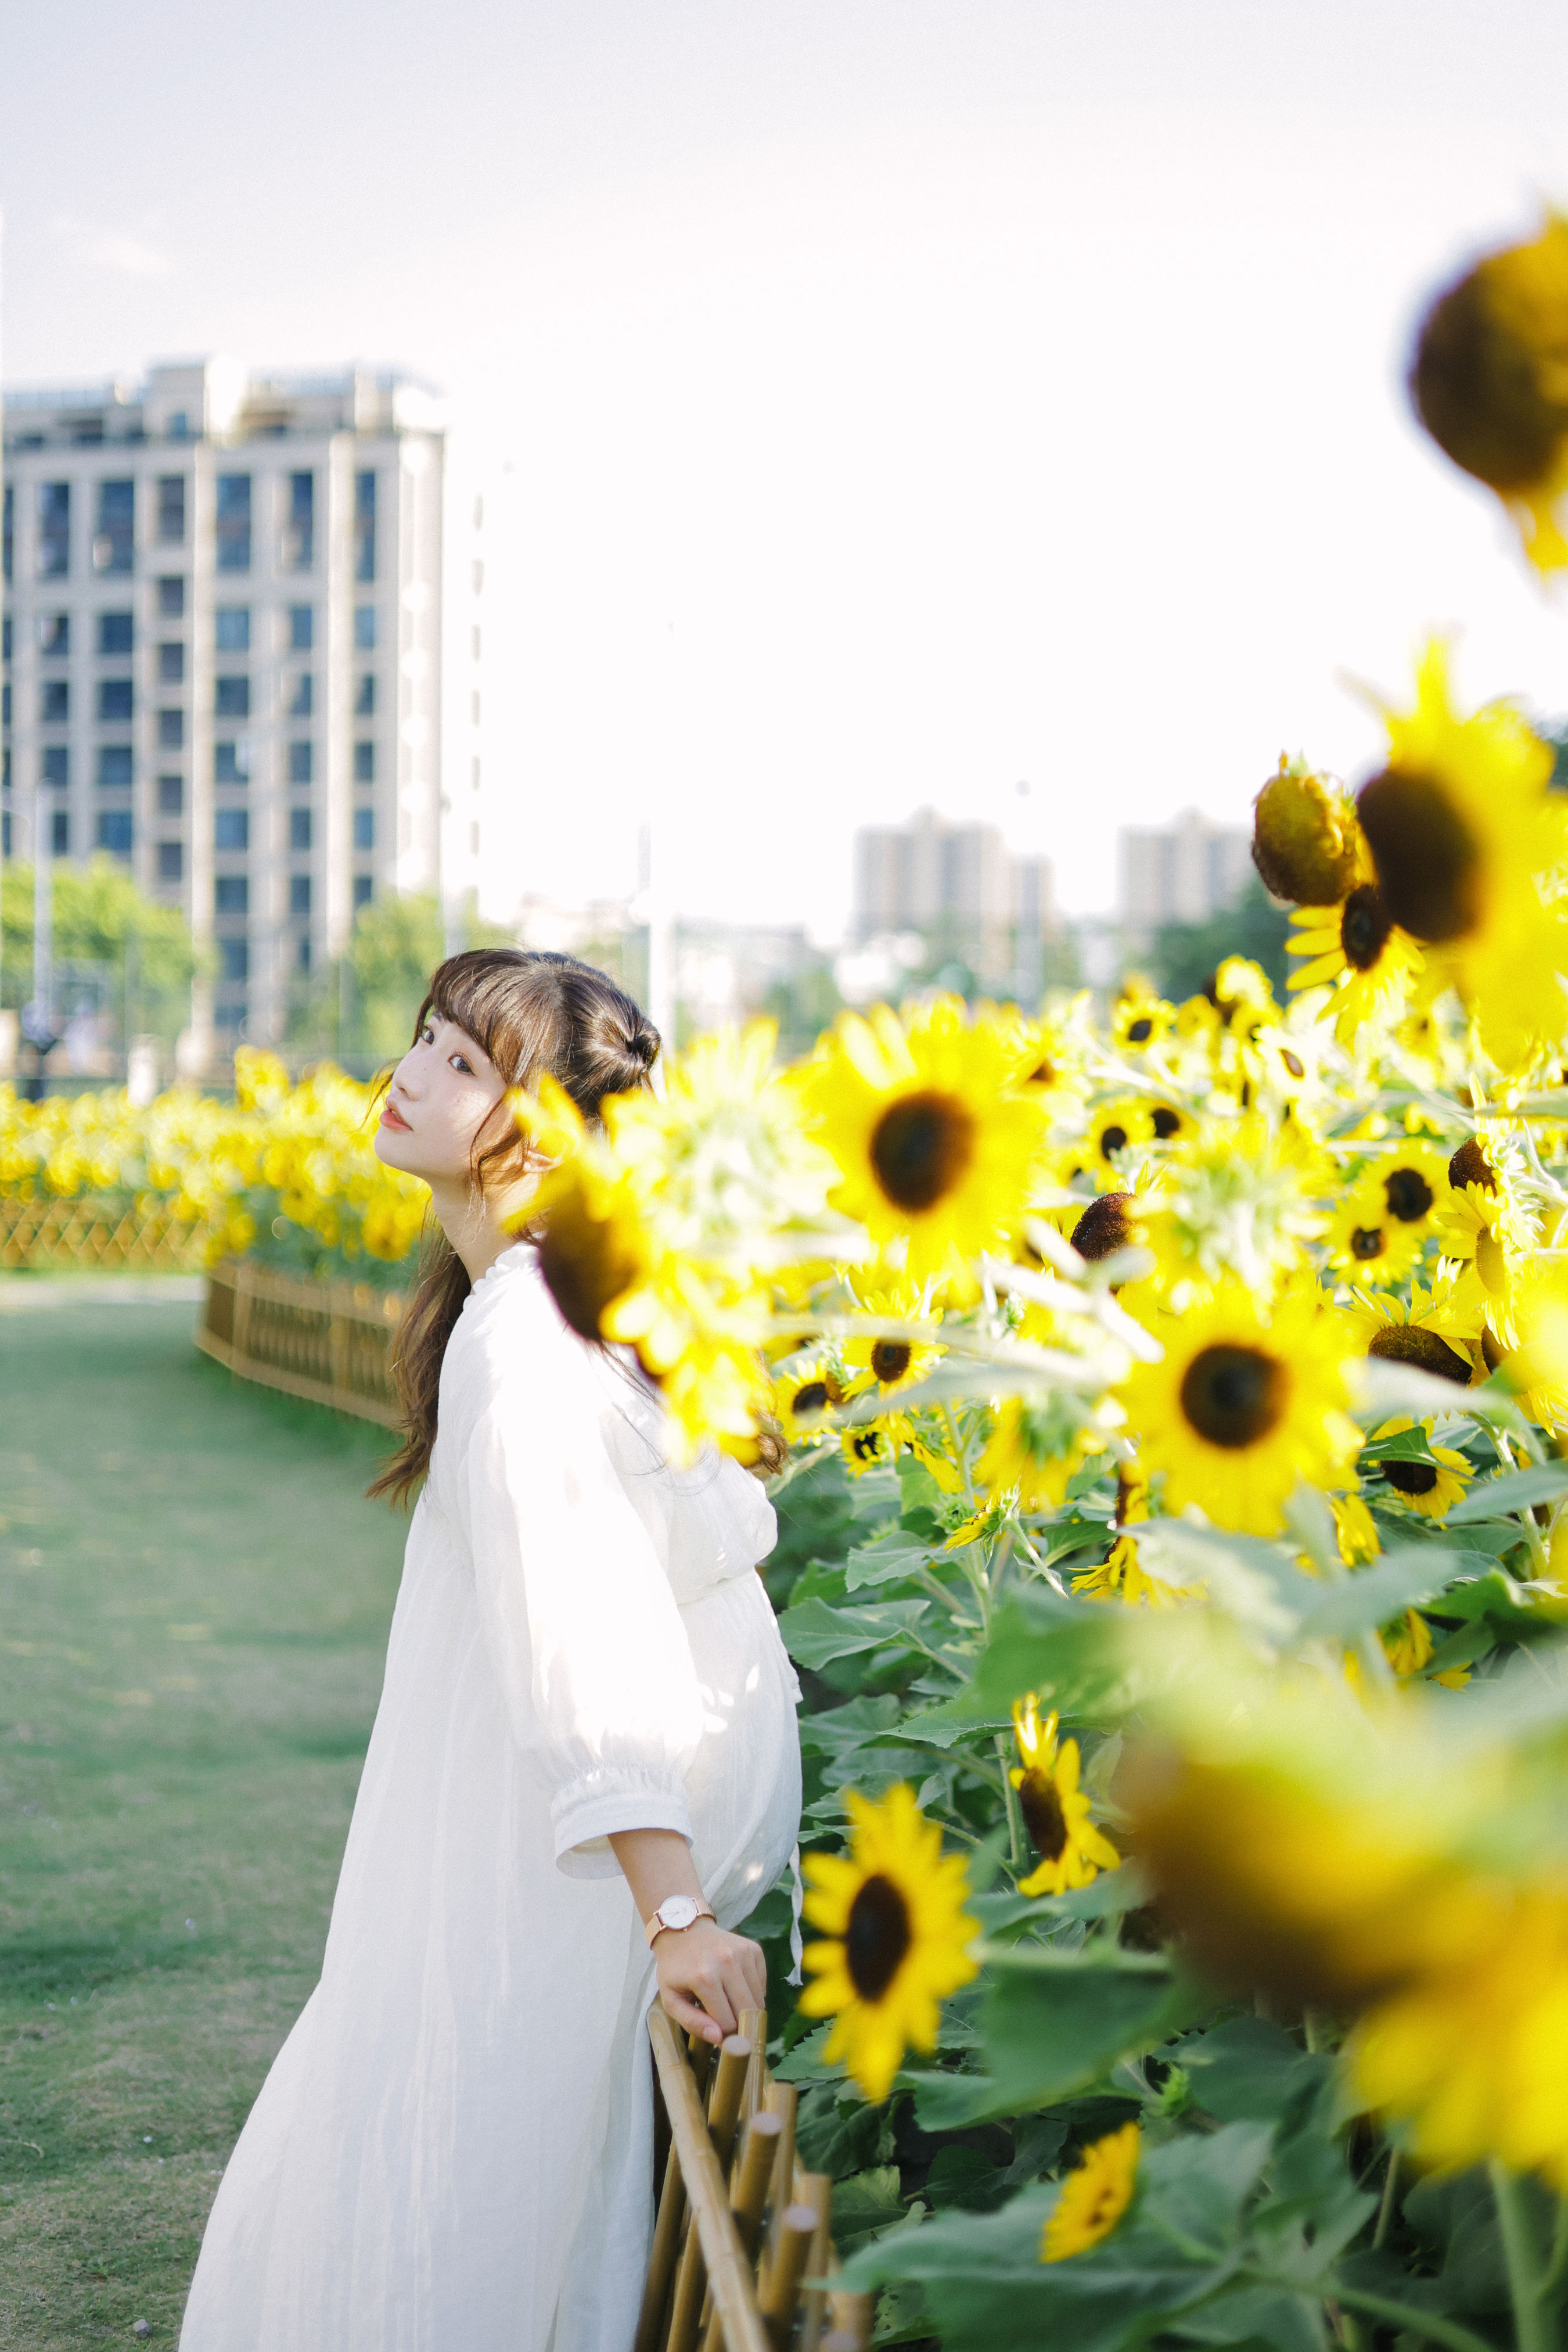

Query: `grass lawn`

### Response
(0, 1282, 407, 2346)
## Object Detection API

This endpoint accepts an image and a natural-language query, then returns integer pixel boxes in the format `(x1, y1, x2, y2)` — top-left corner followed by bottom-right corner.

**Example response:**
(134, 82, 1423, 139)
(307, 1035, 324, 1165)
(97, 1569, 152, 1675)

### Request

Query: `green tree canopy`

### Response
(348, 893, 448, 1060)
(1, 859, 202, 1031)
(1150, 873, 1290, 1004)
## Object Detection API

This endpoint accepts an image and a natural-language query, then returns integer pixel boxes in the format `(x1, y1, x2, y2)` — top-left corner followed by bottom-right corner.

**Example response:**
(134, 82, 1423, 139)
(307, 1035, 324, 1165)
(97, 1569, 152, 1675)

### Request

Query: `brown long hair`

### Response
(368, 949, 660, 1507)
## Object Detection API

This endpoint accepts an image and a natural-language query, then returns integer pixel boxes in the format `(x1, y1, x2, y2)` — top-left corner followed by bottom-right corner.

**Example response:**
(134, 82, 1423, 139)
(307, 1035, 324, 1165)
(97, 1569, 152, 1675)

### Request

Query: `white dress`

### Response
(180, 1242, 803, 2352)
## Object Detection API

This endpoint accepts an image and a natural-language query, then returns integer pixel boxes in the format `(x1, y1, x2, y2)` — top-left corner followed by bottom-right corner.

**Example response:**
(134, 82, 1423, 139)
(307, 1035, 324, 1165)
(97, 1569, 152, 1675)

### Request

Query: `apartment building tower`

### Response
(1, 356, 485, 1046)
(853, 805, 1055, 985)
(1117, 807, 1252, 946)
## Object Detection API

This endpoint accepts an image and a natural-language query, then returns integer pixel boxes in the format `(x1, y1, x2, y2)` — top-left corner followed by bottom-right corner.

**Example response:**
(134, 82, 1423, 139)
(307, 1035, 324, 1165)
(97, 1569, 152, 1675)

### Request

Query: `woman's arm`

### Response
(609, 1827, 767, 2045)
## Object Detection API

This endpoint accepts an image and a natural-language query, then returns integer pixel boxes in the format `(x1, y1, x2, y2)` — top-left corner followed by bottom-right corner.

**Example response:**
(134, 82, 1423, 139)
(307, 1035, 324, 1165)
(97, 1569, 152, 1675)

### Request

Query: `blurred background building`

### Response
(1117, 806, 1251, 949)
(851, 805, 1058, 1003)
(1, 357, 487, 1051)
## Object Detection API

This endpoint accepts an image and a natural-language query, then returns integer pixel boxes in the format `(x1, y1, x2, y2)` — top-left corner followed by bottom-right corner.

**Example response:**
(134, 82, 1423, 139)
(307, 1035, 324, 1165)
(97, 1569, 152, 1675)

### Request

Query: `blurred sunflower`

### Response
(772, 1359, 844, 1445)
(1010, 1697, 1121, 1896)
(1366, 1415, 1471, 1521)
(1251, 754, 1369, 906)
(1437, 1168, 1535, 1347)
(1083, 1096, 1156, 1177)
(1326, 1175, 1425, 1285)
(1041, 2124, 1141, 2263)
(1348, 1280, 1481, 1390)
(1119, 1280, 1358, 1536)
(1372, 1138, 1451, 1244)
(839, 1279, 943, 1402)
(1110, 997, 1175, 1054)
(803, 999, 1049, 1286)
(978, 1393, 1108, 1514)
(1355, 642, 1568, 1069)
(799, 1783, 979, 2103)
(1287, 886, 1424, 1045)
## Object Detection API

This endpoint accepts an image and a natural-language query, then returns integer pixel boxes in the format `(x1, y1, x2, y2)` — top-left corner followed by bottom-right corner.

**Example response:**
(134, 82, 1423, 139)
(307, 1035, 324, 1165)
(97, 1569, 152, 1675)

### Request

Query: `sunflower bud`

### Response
(535, 1168, 646, 1341)
(1409, 214, 1568, 572)
(1251, 756, 1367, 906)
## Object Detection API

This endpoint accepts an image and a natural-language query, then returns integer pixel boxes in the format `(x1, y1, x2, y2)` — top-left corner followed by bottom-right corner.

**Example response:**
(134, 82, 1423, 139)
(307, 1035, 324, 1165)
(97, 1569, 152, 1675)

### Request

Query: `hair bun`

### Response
(628, 1022, 661, 1073)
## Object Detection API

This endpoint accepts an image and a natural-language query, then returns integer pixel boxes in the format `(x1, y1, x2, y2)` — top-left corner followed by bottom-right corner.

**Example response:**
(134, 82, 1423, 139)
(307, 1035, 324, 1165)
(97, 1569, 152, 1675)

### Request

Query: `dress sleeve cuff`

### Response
(551, 1777, 695, 1879)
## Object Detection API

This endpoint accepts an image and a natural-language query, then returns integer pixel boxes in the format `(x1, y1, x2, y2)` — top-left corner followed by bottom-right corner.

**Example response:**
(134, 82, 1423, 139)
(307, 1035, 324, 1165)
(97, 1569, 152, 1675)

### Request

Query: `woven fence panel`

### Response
(0, 1194, 209, 1273)
(197, 1259, 405, 1428)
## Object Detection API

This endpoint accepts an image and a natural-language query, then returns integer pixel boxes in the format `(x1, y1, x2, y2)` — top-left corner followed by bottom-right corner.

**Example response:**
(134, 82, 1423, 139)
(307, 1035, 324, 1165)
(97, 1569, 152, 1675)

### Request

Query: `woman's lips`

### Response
(379, 1102, 411, 1132)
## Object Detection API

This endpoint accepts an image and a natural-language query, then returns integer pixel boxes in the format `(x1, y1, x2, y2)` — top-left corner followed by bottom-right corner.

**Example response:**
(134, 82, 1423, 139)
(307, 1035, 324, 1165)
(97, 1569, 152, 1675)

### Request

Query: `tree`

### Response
(347, 893, 448, 1061)
(1150, 874, 1291, 1004)
(1, 858, 203, 1037)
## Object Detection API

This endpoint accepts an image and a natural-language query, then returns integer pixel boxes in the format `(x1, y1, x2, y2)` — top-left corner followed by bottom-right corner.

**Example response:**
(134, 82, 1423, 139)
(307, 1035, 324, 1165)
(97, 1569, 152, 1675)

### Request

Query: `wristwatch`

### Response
(645, 1894, 717, 1949)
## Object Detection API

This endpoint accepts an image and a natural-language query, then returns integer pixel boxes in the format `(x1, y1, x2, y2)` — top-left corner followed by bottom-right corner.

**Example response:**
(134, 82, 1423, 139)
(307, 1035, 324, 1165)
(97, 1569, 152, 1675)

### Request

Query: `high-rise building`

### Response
(851, 805, 1055, 989)
(1117, 807, 1252, 943)
(1, 357, 486, 1047)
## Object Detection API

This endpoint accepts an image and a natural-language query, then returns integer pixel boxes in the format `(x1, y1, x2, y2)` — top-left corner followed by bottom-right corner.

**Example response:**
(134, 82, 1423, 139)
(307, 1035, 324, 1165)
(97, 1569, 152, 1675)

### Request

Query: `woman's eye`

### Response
(419, 1024, 434, 1044)
(452, 1056, 473, 1075)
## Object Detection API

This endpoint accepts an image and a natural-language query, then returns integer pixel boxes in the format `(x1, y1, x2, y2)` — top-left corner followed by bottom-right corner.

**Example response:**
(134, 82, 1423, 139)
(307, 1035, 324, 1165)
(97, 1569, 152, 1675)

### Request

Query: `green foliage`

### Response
(347, 892, 448, 1060)
(1, 859, 202, 1031)
(763, 957, 847, 1060)
(1150, 874, 1290, 1004)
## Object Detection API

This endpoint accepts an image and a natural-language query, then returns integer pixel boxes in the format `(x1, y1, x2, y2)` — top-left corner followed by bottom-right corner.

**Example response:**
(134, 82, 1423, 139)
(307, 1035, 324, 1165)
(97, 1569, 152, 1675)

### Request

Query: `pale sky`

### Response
(7, 1, 1568, 934)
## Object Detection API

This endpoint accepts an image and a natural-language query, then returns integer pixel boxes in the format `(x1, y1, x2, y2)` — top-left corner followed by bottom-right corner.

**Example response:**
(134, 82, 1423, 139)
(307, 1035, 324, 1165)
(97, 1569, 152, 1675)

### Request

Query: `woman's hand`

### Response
(654, 1918, 767, 2045)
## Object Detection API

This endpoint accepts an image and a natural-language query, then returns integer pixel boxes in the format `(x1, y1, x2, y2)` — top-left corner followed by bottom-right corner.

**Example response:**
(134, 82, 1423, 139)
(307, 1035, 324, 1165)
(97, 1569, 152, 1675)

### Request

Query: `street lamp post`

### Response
(21, 778, 57, 1101)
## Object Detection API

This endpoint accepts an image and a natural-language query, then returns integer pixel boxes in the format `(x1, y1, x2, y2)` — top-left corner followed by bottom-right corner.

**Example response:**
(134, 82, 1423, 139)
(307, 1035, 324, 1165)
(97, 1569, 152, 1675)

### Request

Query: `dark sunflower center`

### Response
(869, 1090, 976, 1213)
(1030, 1059, 1057, 1087)
(844, 1872, 912, 2001)
(1412, 270, 1568, 494)
(1356, 770, 1482, 945)
(1098, 1124, 1129, 1162)
(1152, 1105, 1182, 1140)
(1018, 1768, 1070, 1863)
(1350, 1225, 1386, 1260)
(848, 1429, 885, 1464)
(1126, 1017, 1153, 1044)
(1071, 1192, 1135, 1262)
(1384, 1168, 1434, 1222)
(1338, 882, 1394, 973)
(1179, 1344, 1287, 1448)
(1367, 1324, 1473, 1385)
(792, 1380, 830, 1418)
(1448, 1136, 1497, 1193)
(1385, 1459, 1440, 1496)
(1281, 1049, 1306, 1079)
(538, 1195, 641, 1341)
(871, 1340, 913, 1385)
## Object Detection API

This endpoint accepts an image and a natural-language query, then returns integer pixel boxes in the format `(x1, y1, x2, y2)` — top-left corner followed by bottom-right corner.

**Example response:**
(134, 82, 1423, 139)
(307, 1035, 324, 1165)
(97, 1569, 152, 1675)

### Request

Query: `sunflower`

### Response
(1083, 1096, 1156, 1179)
(1072, 1467, 1196, 1607)
(1110, 997, 1175, 1054)
(1327, 1172, 1426, 1286)
(1041, 2124, 1141, 2263)
(1437, 1172, 1535, 1348)
(1252, 754, 1369, 906)
(1354, 642, 1568, 1071)
(977, 1395, 1102, 1513)
(1151, 1112, 1326, 1298)
(1119, 1280, 1358, 1536)
(1409, 211, 1568, 573)
(840, 1420, 897, 1478)
(802, 999, 1049, 1285)
(799, 1784, 980, 2102)
(772, 1359, 845, 1444)
(1501, 1254, 1568, 1430)
(1372, 1138, 1451, 1244)
(1366, 1415, 1471, 1521)
(1346, 1280, 1481, 1389)
(1330, 1489, 1380, 1567)
(1287, 888, 1424, 1046)
(1009, 1697, 1121, 1897)
(839, 1279, 944, 1402)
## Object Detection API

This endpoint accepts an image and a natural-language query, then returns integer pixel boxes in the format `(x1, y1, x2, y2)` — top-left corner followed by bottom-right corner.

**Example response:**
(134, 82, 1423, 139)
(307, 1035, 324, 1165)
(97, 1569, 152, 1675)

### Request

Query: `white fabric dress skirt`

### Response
(180, 1242, 802, 2352)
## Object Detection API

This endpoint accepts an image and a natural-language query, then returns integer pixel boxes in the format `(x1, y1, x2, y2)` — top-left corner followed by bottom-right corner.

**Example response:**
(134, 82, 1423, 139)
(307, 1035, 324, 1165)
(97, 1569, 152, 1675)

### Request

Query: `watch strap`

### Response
(645, 1897, 716, 1949)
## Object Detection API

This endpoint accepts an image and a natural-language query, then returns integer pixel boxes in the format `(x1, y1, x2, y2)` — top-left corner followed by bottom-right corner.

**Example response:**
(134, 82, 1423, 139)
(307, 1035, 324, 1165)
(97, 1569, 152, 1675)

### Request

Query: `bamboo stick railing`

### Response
(196, 1258, 405, 1426)
(637, 2002, 873, 2352)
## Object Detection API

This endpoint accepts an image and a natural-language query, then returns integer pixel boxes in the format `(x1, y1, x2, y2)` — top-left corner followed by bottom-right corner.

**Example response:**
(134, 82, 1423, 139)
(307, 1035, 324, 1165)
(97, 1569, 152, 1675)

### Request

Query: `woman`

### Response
(181, 950, 803, 2351)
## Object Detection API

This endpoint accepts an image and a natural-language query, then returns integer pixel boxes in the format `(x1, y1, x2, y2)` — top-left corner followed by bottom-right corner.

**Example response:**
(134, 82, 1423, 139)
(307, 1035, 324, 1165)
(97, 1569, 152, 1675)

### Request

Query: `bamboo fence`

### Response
(196, 1257, 405, 1425)
(0, 1194, 208, 1274)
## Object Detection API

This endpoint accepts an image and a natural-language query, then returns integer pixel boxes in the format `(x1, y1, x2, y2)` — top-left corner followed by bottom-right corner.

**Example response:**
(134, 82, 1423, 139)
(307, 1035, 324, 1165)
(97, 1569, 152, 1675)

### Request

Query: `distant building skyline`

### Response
(1117, 807, 1253, 945)
(1, 356, 485, 1047)
(852, 803, 1055, 982)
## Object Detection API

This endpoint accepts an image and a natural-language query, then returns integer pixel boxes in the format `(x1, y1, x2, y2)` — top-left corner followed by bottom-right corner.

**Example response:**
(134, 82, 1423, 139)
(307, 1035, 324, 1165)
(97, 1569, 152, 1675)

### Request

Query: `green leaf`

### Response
(829, 2164, 909, 2252)
(1444, 1462, 1568, 1523)
(1292, 1547, 1466, 1640)
(1177, 2016, 1330, 2125)
(846, 1528, 942, 1590)
(981, 1948, 1205, 2114)
(778, 1596, 932, 1668)
(1139, 2119, 1274, 2250)
(1426, 1567, 1560, 1632)
(972, 1590, 1141, 1724)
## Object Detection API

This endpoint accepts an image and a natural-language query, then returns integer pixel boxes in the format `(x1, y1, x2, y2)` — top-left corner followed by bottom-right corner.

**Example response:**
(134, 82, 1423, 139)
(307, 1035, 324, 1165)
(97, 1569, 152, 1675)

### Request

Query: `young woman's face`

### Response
(375, 1011, 512, 1188)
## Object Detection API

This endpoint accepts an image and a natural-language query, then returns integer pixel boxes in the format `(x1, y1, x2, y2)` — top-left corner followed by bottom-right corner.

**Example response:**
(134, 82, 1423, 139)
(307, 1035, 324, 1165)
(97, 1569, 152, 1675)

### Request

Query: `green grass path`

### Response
(0, 1285, 406, 2346)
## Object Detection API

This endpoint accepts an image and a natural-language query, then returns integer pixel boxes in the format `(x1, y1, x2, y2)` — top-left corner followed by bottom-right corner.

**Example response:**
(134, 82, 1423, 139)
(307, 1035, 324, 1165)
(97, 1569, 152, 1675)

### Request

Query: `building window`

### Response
(285, 471, 315, 570)
(353, 807, 375, 851)
(354, 605, 376, 651)
(288, 741, 312, 787)
(354, 673, 375, 716)
(42, 746, 70, 789)
(51, 810, 70, 854)
(159, 642, 185, 685)
(158, 774, 184, 814)
(470, 688, 481, 726)
(470, 822, 481, 857)
(93, 479, 135, 573)
(215, 605, 250, 653)
(3, 614, 13, 659)
(471, 623, 481, 661)
(471, 558, 484, 595)
(289, 807, 312, 850)
(98, 679, 134, 723)
(1, 813, 10, 857)
(289, 604, 314, 651)
(157, 576, 185, 619)
(155, 709, 184, 751)
(215, 675, 250, 719)
(288, 673, 313, 719)
(39, 613, 69, 656)
(97, 745, 134, 789)
(98, 611, 134, 655)
(215, 809, 249, 851)
(353, 741, 375, 784)
(289, 874, 312, 917)
(218, 938, 249, 980)
(354, 471, 376, 582)
(297, 934, 312, 972)
(156, 475, 186, 543)
(97, 810, 134, 857)
(215, 877, 249, 916)
(470, 755, 481, 791)
(2, 484, 11, 584)
(41, 681, 70, 724)
(37, 483, 70, 577)
(1, 683, 8, 725)
(215, 473, 252, 572)
(157, 841, 184, 881)
(214, 741, 248, 785)
(353, 874, 373, 909)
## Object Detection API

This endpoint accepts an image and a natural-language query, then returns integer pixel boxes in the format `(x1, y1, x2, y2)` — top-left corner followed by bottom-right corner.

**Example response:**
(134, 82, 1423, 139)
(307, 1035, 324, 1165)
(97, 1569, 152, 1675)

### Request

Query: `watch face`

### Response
(660, 1895, 700, 1931)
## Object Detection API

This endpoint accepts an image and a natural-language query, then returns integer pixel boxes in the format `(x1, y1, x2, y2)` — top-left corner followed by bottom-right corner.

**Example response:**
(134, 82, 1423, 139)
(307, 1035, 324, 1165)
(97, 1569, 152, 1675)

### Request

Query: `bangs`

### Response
(422, 952, 542, 1080)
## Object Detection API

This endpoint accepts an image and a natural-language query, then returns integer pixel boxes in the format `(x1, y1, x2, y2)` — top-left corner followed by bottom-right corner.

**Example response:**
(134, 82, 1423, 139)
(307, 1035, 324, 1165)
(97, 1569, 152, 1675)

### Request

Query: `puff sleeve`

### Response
(454, 1367, 705, 1878)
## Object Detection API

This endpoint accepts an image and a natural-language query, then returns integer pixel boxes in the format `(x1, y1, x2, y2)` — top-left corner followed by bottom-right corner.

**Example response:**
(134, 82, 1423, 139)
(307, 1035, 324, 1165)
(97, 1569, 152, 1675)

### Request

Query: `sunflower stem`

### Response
(994, 1735, 1024, 1870)
(1372, 2145, 1401, 2250)
(1541, 2196, 1568, 2299)
(1490, 2160, 1552, 2352)
(1238, 2270, 1498, 2352)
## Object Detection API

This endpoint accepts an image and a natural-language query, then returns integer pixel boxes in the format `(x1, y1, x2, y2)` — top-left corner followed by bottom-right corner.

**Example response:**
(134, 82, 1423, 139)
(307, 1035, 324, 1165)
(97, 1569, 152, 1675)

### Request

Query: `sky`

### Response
(7, 1, 1568, 935)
